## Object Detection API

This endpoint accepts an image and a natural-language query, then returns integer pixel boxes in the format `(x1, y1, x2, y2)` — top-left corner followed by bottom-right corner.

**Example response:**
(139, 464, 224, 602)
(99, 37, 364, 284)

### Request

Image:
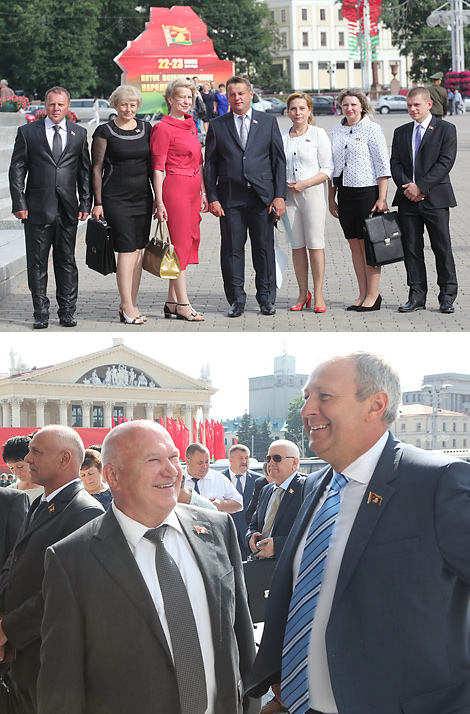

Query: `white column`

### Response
(82, 400, 92, 428)
(2, 401, 11, 427)
(104, 401, 114, 429)
(10, 397, 23, 427)
(35, 398, 47, 427)
(185, 404, 192, 431)
(145, 402, 155, 421)
(125, 402, 136, 421)
(165, 403, 175, 419)
(59, 399, 70, 426)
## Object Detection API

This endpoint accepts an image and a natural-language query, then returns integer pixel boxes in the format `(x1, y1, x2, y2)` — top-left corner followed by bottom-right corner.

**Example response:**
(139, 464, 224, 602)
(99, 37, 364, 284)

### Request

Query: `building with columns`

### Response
(0, 339, 216, 430)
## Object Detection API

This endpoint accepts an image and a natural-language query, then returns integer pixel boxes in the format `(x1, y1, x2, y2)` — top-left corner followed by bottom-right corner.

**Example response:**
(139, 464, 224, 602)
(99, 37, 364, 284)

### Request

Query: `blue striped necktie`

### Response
(281, 471, 349, 714)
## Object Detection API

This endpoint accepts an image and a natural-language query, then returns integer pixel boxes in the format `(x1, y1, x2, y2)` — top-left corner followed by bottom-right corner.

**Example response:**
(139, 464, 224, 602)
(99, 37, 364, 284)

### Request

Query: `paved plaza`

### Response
(0, 111, 469, 332)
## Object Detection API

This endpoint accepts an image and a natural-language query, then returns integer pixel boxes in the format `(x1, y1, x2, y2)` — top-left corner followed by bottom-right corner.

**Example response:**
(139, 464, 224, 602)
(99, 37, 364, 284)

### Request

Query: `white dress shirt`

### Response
(229, 468, 246, 494)
(292, 430, 389, 713)
(412, 113, 432, 181)
(183, 468, 243, 506)
(112, 502, 216, 714)
(38, 478, 81, 504)
(331, 116, 390, 187)
(233, 108, 253, 139)
(44, 116, 68, 153)
(282, 125, 333, 183)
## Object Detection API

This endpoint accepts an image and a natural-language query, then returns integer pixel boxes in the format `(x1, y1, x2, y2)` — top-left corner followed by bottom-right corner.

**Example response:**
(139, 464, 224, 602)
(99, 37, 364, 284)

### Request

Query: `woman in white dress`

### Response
(282, 93, 333, 312)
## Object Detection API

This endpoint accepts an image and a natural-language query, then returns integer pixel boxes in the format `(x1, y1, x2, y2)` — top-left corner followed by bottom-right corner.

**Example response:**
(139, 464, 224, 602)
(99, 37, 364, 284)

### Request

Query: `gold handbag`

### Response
(143, 221, 181, 279)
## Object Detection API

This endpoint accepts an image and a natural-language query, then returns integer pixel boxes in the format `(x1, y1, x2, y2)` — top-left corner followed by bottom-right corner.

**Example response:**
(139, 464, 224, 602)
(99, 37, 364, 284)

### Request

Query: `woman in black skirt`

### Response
(91, 85, 153, 324)
(328, 88, 390, 312)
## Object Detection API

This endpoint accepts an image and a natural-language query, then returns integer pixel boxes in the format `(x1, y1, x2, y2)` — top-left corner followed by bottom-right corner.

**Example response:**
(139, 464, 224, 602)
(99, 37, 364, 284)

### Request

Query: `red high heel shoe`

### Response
(290, 291, 312, 311)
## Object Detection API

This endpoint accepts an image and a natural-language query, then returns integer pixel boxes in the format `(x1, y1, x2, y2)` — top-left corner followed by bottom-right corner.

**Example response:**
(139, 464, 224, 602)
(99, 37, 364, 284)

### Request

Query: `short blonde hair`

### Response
(337, 88, 373, 121)
(109, 85, 142, 109)
(286, 92, 315, 126)
(164, 79, 195, 111)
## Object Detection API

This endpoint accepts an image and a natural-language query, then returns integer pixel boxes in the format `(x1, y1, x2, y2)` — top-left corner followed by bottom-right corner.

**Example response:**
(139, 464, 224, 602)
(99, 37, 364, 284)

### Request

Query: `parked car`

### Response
(263, 97, 287, 115)
(24, 104, 43, 123)
(68, 98, 117, 122)
(376, 95, 408, 114)
(252, 92, 266, 111)
(310, 95, 339, 115)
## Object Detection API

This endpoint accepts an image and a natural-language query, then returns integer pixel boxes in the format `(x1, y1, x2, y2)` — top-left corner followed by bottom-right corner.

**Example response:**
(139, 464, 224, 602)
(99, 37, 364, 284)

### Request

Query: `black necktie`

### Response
(52, 125, 62, 162)
(192, 478, 201, 494)
(33, 499, 47, 521)
(144, 525, 207, 714)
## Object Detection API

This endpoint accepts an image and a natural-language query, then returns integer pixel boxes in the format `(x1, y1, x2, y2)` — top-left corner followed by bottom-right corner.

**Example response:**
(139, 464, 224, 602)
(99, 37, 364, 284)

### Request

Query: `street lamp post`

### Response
(421, 383, 452, 449)
(426, 0, 470, 71)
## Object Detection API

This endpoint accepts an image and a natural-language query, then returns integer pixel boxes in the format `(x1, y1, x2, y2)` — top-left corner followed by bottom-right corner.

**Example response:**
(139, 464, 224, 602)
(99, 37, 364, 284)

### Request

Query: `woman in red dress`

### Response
(150, 78, 208, 321)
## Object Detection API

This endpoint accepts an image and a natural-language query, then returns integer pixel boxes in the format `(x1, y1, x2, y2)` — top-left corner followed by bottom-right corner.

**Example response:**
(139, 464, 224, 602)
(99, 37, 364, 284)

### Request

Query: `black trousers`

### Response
(398, 202, 457, 303)
(24, 212, 79, 319)
(219, 189, 276, 306)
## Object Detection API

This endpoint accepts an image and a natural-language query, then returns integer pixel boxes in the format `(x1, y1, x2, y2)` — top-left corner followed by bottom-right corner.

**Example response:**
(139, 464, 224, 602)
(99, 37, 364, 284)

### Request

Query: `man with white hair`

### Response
(0, 425, 103, 714)
(247, 352, 470, 714)
(0, 79, 15, 98)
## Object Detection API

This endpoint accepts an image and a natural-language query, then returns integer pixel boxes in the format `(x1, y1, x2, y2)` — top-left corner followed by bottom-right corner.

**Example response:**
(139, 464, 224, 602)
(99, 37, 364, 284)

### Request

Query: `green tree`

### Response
(236, 412, 253, 451)
(255, 419, 272, 462)
(381, 0, 470, 82)
(250, 421, 261, 461)
(285, 396, 315, 457)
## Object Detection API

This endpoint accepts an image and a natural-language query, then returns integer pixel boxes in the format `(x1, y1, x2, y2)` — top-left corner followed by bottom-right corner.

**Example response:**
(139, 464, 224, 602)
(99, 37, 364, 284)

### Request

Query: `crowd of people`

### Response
(8, 77, 458, 324)
(1, 351, 470, 714)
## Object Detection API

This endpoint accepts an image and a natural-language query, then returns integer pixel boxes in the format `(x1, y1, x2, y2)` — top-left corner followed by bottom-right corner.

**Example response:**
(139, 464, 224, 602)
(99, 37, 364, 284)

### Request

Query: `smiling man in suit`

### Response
(391, 86, 458, 314)
(204, 76, 286, 317)
(9, 86, 91, 329)
(246, 352, 470, 714)
(0, 426, 103, 714)
(37, 420, 258, 714)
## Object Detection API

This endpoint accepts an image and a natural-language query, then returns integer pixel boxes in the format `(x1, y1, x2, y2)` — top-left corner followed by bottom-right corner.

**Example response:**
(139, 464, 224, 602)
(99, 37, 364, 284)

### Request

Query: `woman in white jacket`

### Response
(282, 93, 333, 313)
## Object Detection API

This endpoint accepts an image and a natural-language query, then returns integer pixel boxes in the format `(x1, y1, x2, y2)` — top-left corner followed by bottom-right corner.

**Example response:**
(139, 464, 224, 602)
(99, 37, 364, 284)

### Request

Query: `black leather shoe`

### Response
(439, 301, 455, 314)
(260, 301, 276, 316)
(398, 299, 426, 313)
(33, 318, 48, 329)
(228, 302, 245, 318)
(59, 313, 77, 327)
(356, 295, 382, 312)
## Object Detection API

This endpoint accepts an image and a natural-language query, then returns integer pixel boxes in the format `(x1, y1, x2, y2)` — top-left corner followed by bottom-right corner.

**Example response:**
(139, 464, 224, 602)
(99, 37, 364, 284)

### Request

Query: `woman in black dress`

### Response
(200, 82, 216, 135)
(91, 85, 153, 324)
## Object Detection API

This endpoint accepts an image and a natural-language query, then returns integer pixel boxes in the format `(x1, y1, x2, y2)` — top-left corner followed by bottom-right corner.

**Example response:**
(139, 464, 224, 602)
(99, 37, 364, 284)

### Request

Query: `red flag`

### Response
(193, 418, 197, 443)
(111, 416, 115, 428)
(198, 422, 204, 444)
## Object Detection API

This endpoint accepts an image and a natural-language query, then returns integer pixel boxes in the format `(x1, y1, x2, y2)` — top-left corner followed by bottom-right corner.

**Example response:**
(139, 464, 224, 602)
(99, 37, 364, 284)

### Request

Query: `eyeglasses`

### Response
(264, 455, 296, 463)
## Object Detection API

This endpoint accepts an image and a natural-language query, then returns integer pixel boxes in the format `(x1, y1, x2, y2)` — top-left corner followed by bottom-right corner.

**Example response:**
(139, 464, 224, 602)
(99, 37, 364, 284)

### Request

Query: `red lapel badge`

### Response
(253, 119, 258, 124)
(194, 525, 209, 535)
(71, 131, 76, 136)
(48, 503, 55, 513)
(288, 488, 294, 494)
(367, 492, 382, 506)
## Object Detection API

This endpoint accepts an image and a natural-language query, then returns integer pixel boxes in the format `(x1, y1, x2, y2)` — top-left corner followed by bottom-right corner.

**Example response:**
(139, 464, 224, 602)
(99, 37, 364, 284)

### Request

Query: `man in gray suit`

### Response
(247, 352, 470, 714)
(37, 420, 258, 714)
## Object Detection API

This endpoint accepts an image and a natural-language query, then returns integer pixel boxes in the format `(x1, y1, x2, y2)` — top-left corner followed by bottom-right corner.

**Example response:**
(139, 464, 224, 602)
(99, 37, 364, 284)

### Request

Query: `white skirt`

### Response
(285, 182, 327, 250)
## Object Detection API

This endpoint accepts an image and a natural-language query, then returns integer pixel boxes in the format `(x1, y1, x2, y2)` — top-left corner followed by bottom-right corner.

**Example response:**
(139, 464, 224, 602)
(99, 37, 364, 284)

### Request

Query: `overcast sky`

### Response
(1, 332, 469, 420)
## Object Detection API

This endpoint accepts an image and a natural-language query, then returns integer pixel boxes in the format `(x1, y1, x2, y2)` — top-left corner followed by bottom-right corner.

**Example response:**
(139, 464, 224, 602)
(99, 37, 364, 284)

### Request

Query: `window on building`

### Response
(318, 62, 328, 69)
(338, 31, 345, 46)
(416, 422, 422, 432)
(416, 438, 421, 448)
(442, 440, 446, 448)
(320, 32, 327, 46)
(281, 32, 287, 48)
(71, 405, 82, 428)
(443, 422, 446, 431)
(465, 423, 468, 432)
(302, 31, 309, 46)
(281, 8, 287, 22)
(337, 61, 346, 69)
(93, 406, 104, 428)
(412, 394, 416, 402)
(271, 10, 275, 19)
(453, 438, 457, 447)
(453, 422, 457, 431)
(401, 422, 406, 432)
(338, 8, 344, 20)
(113, 406, 124, 423)
(299, 62, 310, 69)
(301, 7, 308, 20)
(320, 8, 326, 20)
(464, 438, 467, 447)
(354, 62, 361, 69)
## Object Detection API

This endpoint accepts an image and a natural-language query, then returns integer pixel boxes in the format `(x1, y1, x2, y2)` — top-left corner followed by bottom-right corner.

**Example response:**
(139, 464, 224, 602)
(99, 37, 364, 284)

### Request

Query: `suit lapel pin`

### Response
(429, 125, 435, 130)
(194, 525, 209, 535)
(288, 488, 294, 494)
(253, 119, 258, 124)
(71, 131, 76, 136)
(367, 492, 382, 506)
(48, 503, 55, 513)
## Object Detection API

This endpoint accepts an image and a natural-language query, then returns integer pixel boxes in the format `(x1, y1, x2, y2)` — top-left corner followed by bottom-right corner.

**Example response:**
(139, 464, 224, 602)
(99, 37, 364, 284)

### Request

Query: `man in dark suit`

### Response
(0, 426, 104, 713)
(222, 443, 259, 560)
(391, 86, 457, 314)
(204, 76, 286, 317)
(246, 440, 305, 561)
(0, 489, 28, 569)
(37, 420, 258, 714)
(9, 86, 91, 329)
(246, 352, 470, 714)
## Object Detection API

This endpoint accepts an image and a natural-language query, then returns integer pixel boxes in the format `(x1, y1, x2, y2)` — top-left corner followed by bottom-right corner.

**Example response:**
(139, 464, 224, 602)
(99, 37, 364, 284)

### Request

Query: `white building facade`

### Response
(265, 0, 408, 91)
(392, 405, 470, 450)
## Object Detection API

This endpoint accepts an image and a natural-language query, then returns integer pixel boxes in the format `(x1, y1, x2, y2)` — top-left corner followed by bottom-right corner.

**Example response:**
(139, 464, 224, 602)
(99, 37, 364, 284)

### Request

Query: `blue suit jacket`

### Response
(246, 433, 470, 714)
(246, 473, 305, 559)
(223, 468, 258, 560)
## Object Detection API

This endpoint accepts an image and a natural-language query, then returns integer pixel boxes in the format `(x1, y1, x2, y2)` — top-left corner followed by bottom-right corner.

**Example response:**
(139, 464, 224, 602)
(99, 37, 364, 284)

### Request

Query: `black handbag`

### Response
(363, 211, 405, 268)
(85, 218, 116, 275)
(243, 557, 278, 623)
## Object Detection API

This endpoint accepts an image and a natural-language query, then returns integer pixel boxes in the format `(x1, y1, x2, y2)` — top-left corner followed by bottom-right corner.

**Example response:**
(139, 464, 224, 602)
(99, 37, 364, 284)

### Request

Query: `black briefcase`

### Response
(243, 557, 278, 623)
(363, 211, 404, 268)
(85, 218, 116, 275)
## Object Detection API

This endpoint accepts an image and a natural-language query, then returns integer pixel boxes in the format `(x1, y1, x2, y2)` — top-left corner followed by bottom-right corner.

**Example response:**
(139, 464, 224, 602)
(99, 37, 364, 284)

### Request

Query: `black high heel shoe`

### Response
(164, 302, 177, 319)
(356, 295, 382, 312)
(175, 303, 204, 321)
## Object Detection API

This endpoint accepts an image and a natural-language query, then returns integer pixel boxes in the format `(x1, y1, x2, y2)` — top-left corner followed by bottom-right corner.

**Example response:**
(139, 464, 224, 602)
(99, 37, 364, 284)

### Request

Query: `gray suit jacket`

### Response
(37, 504, 259, 714)
(247, 433, 470, 714)
(0, 488, 29, 569)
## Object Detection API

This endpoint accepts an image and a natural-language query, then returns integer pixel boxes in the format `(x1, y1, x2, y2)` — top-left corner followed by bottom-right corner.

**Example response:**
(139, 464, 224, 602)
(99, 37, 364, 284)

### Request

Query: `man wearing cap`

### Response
(428, 72, 448, 118)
